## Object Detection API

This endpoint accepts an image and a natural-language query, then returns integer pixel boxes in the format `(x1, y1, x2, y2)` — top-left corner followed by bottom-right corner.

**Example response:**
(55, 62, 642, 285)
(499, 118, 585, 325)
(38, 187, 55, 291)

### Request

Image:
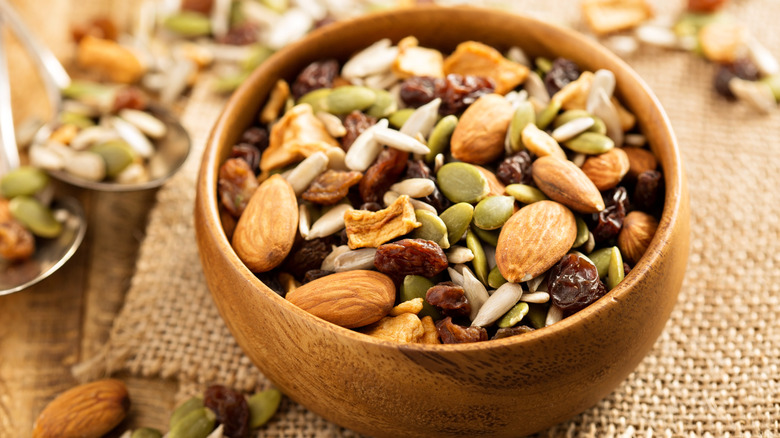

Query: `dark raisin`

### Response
(436, 317, 488, 344)
(359, 202, 383, 212)
(496, 151, 534, 185)
(405, 160, 431, 179)
(203, 385, 251, 438)
(217, 22, 259, 45)
(404, 160, 450, 213)
(548, 254, 607, 315)
(302, 170, 363, 205)
(400, 74, 495, 115)
(633, 170, 663, 213)
(113, 86, 148, 111)
(543, 58, 581, 96)
(589, 186, 628, 244)
(257, 271, 285, 296)
(218, 158, 258, 217)
(399, 76, 437, 108)
(291, 59, 339, 99)
(425, 282, 471, 318)
(623, 263, 632, 276)
(359, 147, 408, 203)
(303, 269, 334, 283)
(342, 111, 377, 151)
(283, 238, 332, 279)
(240, 127, 269, 151)
(492, 325, 535, 340)
(374, 239, 448, 278)
(230, 143, 262, 173)
(714, 59, 760, 100)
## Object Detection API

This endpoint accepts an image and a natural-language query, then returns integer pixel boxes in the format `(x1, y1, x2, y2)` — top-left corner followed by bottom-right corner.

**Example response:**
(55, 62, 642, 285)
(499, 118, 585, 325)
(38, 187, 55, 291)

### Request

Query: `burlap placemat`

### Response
(78, 0, 780, 435)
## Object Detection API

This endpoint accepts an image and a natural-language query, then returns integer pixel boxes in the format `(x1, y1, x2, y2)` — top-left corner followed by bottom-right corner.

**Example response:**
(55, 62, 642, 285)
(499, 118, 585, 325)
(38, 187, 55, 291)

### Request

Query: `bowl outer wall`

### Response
(195, 6, 690, 438)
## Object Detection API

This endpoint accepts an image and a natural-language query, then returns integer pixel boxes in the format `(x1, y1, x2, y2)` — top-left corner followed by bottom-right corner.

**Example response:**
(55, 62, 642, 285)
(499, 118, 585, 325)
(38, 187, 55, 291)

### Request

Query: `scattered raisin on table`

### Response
(425, 281, 471, 318)
(218, 158, 259, 217)
(291, 59, 340, 99)
(359, 147, 408, 203)
(548, 254, 607, 316)
(342, 111, 377, 151)
(203, 385, 251, 438)
(633, 170, 663, 213)
(590, 186, 628, 243)
(496, 151, 534, 185)
(543, 58, 581, 96)
(436, 317, 488, 343)
(283, 238, 333, 279)
(400, 74, 495, 115)
(374, 239, 448, 278)
(714, 58, 760, 100)
(0, 220, 35, 261)
(492, 325, 535, 340)
(302, 170, 363, 205)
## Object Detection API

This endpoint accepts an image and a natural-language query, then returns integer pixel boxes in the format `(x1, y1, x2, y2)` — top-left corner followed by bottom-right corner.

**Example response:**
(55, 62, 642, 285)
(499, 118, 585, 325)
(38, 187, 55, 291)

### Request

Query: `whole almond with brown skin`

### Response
(496, 200, 577, 282)
(581, 147, 630, 190)
(286, 270, 396, 328)
(232, 174, 298, 272)
(622, 147, 658, 180)
(532, 156, 605, 213)
(450, 94, 513, 164)
(33, 379, 129, 438)
(618, 210, 659, 264)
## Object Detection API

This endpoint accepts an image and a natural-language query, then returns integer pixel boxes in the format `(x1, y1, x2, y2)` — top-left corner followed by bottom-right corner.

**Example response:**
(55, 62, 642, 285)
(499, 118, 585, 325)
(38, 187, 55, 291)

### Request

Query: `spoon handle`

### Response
(0, 18, 19, 173)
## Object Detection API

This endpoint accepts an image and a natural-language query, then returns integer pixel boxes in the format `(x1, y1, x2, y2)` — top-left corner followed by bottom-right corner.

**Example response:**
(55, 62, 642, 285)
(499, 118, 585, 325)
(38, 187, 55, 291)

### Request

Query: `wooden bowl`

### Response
(195, 6, 689, 437)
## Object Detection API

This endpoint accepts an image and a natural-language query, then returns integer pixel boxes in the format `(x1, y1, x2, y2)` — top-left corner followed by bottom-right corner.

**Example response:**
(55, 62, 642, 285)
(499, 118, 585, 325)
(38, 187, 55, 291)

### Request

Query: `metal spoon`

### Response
(0, 18, 86, 296)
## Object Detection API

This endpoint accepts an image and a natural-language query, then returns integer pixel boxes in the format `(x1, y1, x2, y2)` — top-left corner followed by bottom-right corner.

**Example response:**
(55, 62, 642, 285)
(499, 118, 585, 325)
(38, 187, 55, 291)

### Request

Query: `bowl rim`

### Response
(199, 4, 686, 352)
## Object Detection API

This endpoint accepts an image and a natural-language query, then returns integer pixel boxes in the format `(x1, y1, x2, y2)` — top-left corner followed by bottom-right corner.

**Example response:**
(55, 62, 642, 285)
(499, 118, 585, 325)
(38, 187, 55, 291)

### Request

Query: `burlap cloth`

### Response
(77, 0, 780, 435)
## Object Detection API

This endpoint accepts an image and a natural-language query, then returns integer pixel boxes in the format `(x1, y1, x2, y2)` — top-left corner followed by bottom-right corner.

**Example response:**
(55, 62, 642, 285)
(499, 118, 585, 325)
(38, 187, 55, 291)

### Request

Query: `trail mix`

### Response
(218, 37, 665, 344)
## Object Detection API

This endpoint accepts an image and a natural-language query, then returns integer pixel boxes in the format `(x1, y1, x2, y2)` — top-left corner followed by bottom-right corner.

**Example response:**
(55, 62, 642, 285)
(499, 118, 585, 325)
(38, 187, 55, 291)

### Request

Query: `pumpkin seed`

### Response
(588, 247, 613, 279)
(526, 302, 548, 329)
(466, 229, 489, 286)
(168, 407, 216, 438)
(425, 115, 458, 163)
(248, 389, 282, 428)
(89, 140, 137, 178)
(297, 88, 331, 113)
(607, 246, 625, 290)
(413, 209, 450, 249)
(9, 196, 62, 238)
(59, 112, 94, 129)
(0, 167, 49, 198)
(497, 301, 529, 328)
(388, 108, 415, 129)
(509, 101, 536, 152)
(563, 132, 615, 155)
(535, 57, 553, 74)
(761, 74, 780, 102)
(573, 216, 589, 248)
(242, 45, 275, 72)
(473, 196, 515, 230)
(471, 226, 500, 248)
(436, 162, 489, 204)
(366, 89, 397, 118)
(472, 282, 524, 327)
(439, 202, 473, 245)
(447, 246, 474, 264)
(163, 12, 212, 37)
(131, 428, 163, 438)
(325, 86, 376, 115)
(401, 275, 440, 319)
(505, 184, 548, 204)
(535, 99, 561, 130)
(488, 265, 507, 289)
(169, 396, 204, 431)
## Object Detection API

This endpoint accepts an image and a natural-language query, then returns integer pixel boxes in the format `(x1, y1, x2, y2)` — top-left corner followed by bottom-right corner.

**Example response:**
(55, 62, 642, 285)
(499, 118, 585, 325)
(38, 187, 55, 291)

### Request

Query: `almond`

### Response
(532, 156, 605, 213)
(581, 148, 630, 190)
(622, 146, 658, 179)
(33, 379, 129, 438)
(618, 210, 658, 264)
(232, 174, 298, 272)
(496, 200, 577, 282)
(450, 94, 513, 165)
(286, 270, 396, 328)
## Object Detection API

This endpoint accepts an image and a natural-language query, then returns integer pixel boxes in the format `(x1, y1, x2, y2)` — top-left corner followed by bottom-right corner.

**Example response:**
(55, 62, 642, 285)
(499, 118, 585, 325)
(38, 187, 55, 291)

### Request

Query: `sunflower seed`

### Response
(383, 190, 400, 207)
(64, 151, 106, 181)
(747, 35, 779, 76)
(434, 153, 445, 173)
(119, 109, 167, 139)
(324, 146, 347, 171)
(587, 88, 623, 147)
(206, 424, 224, 438)
(70, 126, 118, 151)
(551, 117, 595, 142)
(306, 203, 351, 240)
(285, 152, 329, 195)
(545, 304, 563, 326)
(448, 266, 464, 286)
(400, 98, 440, 138)
(298, 204, 312, 239)
(390, 178, 435, 198)
(635, 25, 679, 48)
(586, 69, 616, 111)
(471, 282, 523, 327)
(267, 9, 313, 50)
(210, 0, 231, 39)
(316, 111, 347, 138)
(526, 274, 545, 293)
(505, 46, 531, 66)
(342, 39, 398, 79)
(364, 72, 398, 92)
(241, 1, 280, 28)
(624, 133, 647, 147)
(462, 266, 489, 321)
(524, 71, 550, 104)
(374, 127, 430, 155)
(333, 247, 377, 272)
(115, 162, 149, 184)
(29, 144, 64, 170)
(520, 291, 550, 304)
(447, 246, 474, 264)
(110, 116, 155, 158)
(161, 58, 196, 104)
(409, 198, 437, 214)
(345, 118, 388, 171)
(729, 77, 776, 114)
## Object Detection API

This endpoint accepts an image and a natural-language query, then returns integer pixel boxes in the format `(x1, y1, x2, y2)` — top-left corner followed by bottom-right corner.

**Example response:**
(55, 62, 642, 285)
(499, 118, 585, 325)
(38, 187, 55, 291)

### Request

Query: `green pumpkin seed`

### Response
(466, 229, 489, 286)
(413, 209, 450, 249)
(509, 101, 536, 152)
(436, 162, 489, 204)
(425, 115, 458, 163)
(248, 389, 283, 428)
(297, 88, 332, 113)
(588, 247, 613, 279)
(439, 202, 473, 245)
(131, 428, 163, 438)
(473, 196, 515, 230)
(366, 89, 397, 118)
(573, 216, 589, 248)
(563, 132, 615, 155)
(9, 196, 62, 238)
(0, 166, 49, 198)
(607, 246, 625, 290)
(553, 110, 607, 135)
(325, 86, 376, 115)
(168, 407, 216, 438)
(89, 140, 137, 178)
(62, 81, 114, 101)
(526, 302, 549, 329)
(535, 57, 553, 74)
(535, 99, 561, 130)
(488, 265, 507, 289)
(388, 108, 416, 129)
(497, 302, 530, 328)
(471, 226, 500, 247)
(163, 12, 212, 37)
(505, 184, 548, 205)
(212, 71, 250, 94)
(169, 396, 204, 431)
(60, 112, 95, 129)
(760, 74, 780, 102)
(241, 45, 275, 72)
(401, 275, 441, 319)
(673, 11, 724, 38)
(261, 0, 289, 13)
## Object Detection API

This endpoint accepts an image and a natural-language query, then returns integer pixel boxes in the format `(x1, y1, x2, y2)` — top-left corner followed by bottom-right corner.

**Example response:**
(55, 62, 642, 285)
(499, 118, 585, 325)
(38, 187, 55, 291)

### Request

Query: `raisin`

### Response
(113, 86, 148, 112)
(218, 158, 259, 217)
(633, 170, 663, 213)
(405, 160, 450, 213)
(688, 0, 729, 12)
(257, 271, 285, 297)
(303, 269, 334, 283)
(374, 239, 448, 278)
(217, 22, 259, 45)
(220, 207, 237, 241)
(359, 147, 408, 203)
(436, 317, 488, 344)
(492, 325, 535, 340)
(543, 58, 581, 96)
(181, 0, 213, 14)
(302, 170, 363, 205)
(283, 238, 332, 279)
(714, 58, 760, 100)
(230, 143, 262, 173)
(496, 151, 534, 185)
(72, 17, 118, 43)
(399, 76, 437, 108)
(203, 385, 251, 438)
(548, 254, 607, 315)
(359, 202, 383, 212)
(400, 74, 495, 115)
(240, 127, 269, 151)
(0, 220, 35, 261)
(589, 186, 628, 244)
(425, 282, 471, 318)
(342, 111, 377, 151)
(291, 59, 339, 100)
(623, 263, 632, 276)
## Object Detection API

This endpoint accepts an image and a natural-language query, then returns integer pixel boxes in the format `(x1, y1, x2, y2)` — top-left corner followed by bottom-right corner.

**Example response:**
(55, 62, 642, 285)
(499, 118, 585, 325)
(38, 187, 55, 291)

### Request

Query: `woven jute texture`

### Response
(82, 1, 780, 436)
